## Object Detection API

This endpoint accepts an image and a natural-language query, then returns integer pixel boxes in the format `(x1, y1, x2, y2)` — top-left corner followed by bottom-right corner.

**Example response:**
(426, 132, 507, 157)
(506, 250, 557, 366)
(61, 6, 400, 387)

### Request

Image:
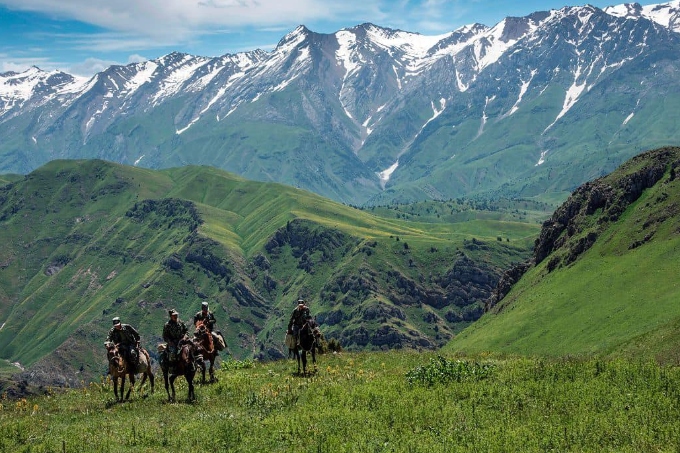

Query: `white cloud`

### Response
(0, 0, 385, 39)
(68, 57, 122, 76)
(0, 54, 61, 73)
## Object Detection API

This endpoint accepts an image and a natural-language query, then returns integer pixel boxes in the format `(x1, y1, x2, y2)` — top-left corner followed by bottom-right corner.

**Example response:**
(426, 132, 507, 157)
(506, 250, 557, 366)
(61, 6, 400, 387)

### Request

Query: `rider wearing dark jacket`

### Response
(106, 317, 140, 365)
(163, 309, 188, 361)
(287, 299, 311, 340)
(193, 301, 216, 332)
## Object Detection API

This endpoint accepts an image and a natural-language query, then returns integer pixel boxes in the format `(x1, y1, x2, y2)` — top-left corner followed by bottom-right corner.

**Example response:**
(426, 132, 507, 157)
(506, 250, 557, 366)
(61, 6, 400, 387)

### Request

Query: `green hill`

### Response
(0, 160, 542, 392)
(447, 147, 680, 362)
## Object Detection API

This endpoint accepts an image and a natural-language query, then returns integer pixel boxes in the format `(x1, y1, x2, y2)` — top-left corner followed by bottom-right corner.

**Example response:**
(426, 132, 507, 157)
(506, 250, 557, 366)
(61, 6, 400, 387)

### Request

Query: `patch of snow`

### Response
(378, 160, 399, 187)
(123, 61, 158, 95)
(506, 69, 537, 117)
(477, 95, 495, 137)
(622, 112, 634, 125)
(455, 69, 468, 92)
(422, 98, 446, 132)
(151, 56, 214, 105)
(134, 155, 145, 166)
(85, 101, 109, 133)
(536, 150, 548, 166)
(393, 66, 403, 90)
(543, 62, 587, 133)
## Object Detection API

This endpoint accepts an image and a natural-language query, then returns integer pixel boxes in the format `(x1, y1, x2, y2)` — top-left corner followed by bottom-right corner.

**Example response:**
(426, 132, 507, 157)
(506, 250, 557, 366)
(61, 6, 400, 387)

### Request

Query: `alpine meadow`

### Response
(3, 1, 680, 452)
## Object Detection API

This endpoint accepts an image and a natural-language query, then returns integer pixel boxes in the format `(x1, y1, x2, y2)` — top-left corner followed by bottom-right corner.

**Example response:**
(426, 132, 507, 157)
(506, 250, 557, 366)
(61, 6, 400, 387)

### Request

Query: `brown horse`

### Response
(193, 320, 218, 384)
(159, 337, 202, 402)
(105, 342, 154, 402)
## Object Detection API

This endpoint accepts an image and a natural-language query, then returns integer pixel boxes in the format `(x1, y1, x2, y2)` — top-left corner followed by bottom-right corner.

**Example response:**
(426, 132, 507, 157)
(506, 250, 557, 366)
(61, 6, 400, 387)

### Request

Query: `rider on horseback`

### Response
(106, 317, 140, 366)
(287, 299, 311, 346)
(163, 309, 188, 365)
(193, 301, 225, 353)
(193, 301, 216, 331)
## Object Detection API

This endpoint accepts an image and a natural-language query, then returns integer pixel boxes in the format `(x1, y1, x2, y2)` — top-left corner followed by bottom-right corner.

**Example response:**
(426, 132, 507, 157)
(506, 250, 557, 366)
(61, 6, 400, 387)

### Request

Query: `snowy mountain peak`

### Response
(606, 0, 680, 31)
(275, 25, 312, 50)
(3, 1, 680, 207)
(1, 66, 87, 107)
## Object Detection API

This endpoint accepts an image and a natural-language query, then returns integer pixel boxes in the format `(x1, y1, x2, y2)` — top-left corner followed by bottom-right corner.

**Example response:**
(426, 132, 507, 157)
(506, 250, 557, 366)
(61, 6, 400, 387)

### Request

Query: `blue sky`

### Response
(0, 0, 661, 77)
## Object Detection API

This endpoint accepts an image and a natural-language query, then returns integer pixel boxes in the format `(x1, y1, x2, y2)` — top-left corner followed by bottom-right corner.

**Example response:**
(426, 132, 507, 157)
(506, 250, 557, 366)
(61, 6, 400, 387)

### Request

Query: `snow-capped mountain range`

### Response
(2, 1, 680, 205)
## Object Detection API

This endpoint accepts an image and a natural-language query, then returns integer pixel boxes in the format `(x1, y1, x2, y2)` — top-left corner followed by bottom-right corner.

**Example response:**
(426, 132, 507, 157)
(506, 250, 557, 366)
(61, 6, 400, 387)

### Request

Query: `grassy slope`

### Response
(446, 148, 680, 362)
(1, 352, 680, 452)
(0, 159, 544, 387)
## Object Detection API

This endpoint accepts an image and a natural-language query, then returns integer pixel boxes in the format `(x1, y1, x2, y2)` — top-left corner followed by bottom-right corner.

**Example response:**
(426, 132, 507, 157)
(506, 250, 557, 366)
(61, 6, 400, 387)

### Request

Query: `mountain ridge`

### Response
(2, 2, 680, 205)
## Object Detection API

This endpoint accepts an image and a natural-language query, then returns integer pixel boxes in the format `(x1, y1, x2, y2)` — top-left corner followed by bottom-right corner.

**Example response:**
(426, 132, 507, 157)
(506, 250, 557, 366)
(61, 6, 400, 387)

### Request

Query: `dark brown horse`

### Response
(292, 320, 321, 375)
(193, 320, 218, 384)
(105, 342, 154, 402)
(159, 337, 202, 402)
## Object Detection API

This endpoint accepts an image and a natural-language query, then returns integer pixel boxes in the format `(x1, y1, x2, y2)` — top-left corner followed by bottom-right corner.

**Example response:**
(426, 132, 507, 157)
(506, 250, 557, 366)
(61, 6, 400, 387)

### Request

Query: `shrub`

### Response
(405, 355, 495, 387)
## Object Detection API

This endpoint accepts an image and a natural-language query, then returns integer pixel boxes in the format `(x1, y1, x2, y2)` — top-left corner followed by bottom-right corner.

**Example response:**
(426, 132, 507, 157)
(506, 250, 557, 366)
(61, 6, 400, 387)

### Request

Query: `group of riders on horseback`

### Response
(104, 298, 321, 400)
(104, 301, 228, 401)
(105, 301, 225, 373)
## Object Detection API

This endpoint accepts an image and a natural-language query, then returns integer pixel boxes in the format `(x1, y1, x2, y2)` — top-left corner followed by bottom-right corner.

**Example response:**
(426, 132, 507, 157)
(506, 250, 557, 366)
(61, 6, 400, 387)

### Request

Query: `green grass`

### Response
(2, 351, 680, 452)
(447, 238, 680, 357)
(446, 147, 680, 361)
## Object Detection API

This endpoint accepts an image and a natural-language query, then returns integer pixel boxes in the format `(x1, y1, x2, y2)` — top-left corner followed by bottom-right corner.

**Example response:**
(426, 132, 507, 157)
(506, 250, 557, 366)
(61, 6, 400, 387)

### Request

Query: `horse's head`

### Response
(193, 321, 214, 352)
(194, 320, 208, 336)
(105, 342, 124, 372)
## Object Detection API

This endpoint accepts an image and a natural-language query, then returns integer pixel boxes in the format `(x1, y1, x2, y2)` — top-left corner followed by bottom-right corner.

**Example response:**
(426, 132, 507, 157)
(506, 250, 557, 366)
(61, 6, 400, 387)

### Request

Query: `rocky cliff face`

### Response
(486, 146, 680, 311)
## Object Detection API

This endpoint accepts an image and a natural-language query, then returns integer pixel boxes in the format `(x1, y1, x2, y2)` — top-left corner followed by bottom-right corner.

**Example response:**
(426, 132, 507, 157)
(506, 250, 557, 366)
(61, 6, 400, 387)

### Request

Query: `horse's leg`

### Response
(120, 375, 127, 401)
(148, 368, 155, 394)
(295, 349, 301, 374)
(163, 370, 171, 401)
(169, 375, 177, 402)
(209, 358, 215, 383)
(113, 377, 120, 401)
(187, 373, 195, 401)
(125, 373, 135, 400)
(200, 359, 207, 384)
(139, 371, 147, 395)
(301, 350, 308, 375)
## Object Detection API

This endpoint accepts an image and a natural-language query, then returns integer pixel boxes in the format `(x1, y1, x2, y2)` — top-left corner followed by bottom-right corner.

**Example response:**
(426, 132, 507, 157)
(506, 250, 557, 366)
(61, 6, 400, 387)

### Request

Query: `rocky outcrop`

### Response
(535, 147, 680, 267)
(484, 261, 532, 311)
(487, 147, 680, 311)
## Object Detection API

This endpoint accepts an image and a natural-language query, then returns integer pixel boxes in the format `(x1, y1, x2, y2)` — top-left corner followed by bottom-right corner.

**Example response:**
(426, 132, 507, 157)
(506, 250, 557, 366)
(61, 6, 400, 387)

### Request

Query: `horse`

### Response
(105, 342, 154, 402)
(159, 337, 202, 402)
(193, 319, 218, 384)
(292, 319, 321, 375)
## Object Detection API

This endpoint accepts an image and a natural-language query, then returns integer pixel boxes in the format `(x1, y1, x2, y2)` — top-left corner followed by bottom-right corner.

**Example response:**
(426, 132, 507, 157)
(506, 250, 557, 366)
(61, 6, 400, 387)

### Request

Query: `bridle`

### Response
(107, 345, 125, 374)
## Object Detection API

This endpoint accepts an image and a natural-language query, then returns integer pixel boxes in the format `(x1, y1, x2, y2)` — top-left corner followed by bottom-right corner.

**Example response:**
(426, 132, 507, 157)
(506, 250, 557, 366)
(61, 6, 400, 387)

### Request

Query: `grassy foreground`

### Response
(2, 351, 680, 452)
